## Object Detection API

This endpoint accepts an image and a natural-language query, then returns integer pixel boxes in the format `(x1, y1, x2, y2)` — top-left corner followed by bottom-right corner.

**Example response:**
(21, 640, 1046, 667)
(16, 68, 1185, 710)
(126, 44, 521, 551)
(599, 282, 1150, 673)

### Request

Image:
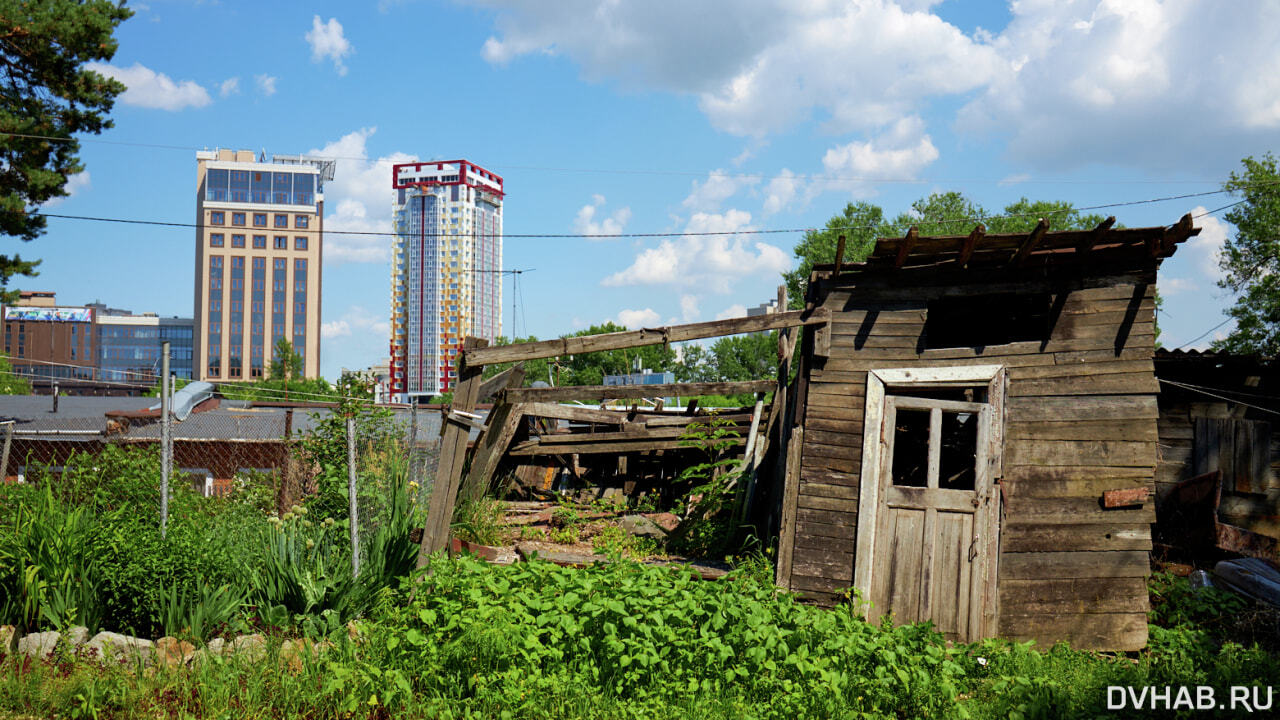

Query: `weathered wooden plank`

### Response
(1001, 474, 1150, 498)
(1000, 577, 1148, 614)
(1002, 465, 1155, 483)
(468, 309, 831, 366)
(802, 438, 861, 461)
(503, 379, 775, 404)
(775, 427, 803, 590)
(789, 573, 853, 593)
(1002, 523, 1152, 552)
(1007, 439, 1156, 468)
(805, 455, 860, 474)
(1008, 359, 1154, 380)
(522, 402, 629, 424)
(1050, 322, 1155, 341)
(1002, 495, 1156, 524)
(804, 416, 864, 434)
(507, 436, 745, 455)
(999, 550, 1150, 580)
(797, 506, 856, 527)
(795, 519, 857, 541)
(793, 557, 853, 582)
(804, 427, 859, 448)
(458, 368, 528, 503)
(798, 493, 859, 513)
(1052, 348, 1155, 365)
(807, 382, 869, 398)
(1008, 395, 1159, 422)
(791, 544, 855, 567)
(1007, 419, 1158, 442)
(999, 612, 1148, 651)
(800, 468, 860, 488)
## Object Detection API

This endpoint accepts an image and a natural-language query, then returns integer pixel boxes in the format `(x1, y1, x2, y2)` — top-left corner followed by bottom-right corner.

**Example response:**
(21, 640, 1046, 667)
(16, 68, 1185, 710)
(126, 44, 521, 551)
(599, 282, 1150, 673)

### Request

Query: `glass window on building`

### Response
(274, 236, 287, 250)
(210, 211, 224, 225)
(229, 170, 249, 202)
(210, 233, 224, 247)
(295, 215, 309, 229)
(251, 171, 270, 203)
(253, 213, 267, 227)
(253, 235, 266, 249)
(206, 168, 229, 201)
(274, 214, 288, 228)
(272, 173, 291, 204)
(294, 236, 307, 251)
(293, 173, 314, 206)
(232, 212, 246, 226)
(232, 234, 245, 248)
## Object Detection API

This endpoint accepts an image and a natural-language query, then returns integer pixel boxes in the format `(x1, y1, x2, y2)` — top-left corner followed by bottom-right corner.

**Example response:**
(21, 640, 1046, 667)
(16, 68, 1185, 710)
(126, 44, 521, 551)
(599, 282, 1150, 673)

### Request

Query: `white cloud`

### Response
(616, 308, 661, 328)
(956, 0, 1280, 171)
(309, 127, 418, 263)
(682, 170, 758, 212)
(601, 209, 789, 293)
(573, 194, 631, 237)
(715, 304, 748, 321)
(821, 116, 939, 197)
(1159, 276, 1197, 296)
(476, 1, 1001, 138)
(255, 74, 277, 97)
(87, 62, 211, 111)
(679, 294, 700, 322)
(999, 173, 1030, 187)
(219, 77, 240, 97)
(43, 172, 90, 207)
(1181, 208, 1230, 283)
(321, 320, 351, 339)
(762, 169, 803, 215)
(306, 16, 353, 76)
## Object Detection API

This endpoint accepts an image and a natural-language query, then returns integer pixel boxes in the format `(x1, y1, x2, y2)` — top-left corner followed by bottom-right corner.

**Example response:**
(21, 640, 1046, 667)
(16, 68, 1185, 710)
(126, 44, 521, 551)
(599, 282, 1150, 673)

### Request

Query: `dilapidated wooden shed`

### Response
(773, 214, 1200, 651)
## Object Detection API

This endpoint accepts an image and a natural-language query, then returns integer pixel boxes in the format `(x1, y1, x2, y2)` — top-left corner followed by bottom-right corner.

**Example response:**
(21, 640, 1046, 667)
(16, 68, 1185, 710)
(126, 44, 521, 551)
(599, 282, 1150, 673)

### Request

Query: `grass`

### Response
(2, 557, 1276, 719)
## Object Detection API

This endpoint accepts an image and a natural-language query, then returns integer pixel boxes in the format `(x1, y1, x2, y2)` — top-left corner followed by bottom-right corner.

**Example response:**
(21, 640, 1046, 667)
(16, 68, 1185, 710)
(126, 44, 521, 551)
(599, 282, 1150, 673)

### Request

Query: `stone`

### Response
(644, 512, 680, 533)
(86, 631, 154, 665)
(0, 625, 15, 654)
(64, 626, 89, 648)
(155, 636, 196, 667)
(206, 638, 226, 655)
(279, 638, 320, 674)
(17, 631, 60, 659)
(230, 634, 266, 662)
(619, 514, 667, 540)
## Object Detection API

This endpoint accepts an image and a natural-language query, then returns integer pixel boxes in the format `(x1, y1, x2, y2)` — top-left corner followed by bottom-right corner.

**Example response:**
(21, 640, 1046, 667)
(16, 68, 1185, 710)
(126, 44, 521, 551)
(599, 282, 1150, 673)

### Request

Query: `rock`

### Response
(17, 631, 60, 659)
(230, 634, 266, 662)
(155, 636, 196, 667)
(0, 626, 15, 654)
(206, 638, 226, 655)
(64, 626, 89, 648)
(86, 632, 154, 665)
(279, 638, 321, 673)
(644, 512, 680, 532)
(619, 514, 667, 540)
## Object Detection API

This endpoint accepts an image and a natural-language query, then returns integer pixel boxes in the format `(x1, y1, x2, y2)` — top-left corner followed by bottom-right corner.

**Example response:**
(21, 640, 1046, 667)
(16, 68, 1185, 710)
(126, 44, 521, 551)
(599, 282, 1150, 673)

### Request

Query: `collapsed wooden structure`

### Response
(413, 213, 1256, 652)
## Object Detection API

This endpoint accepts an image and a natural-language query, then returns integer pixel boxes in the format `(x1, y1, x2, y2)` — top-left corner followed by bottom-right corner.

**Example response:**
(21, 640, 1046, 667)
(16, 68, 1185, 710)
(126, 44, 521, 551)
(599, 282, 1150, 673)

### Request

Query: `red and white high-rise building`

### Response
(389, 160, 503, 402)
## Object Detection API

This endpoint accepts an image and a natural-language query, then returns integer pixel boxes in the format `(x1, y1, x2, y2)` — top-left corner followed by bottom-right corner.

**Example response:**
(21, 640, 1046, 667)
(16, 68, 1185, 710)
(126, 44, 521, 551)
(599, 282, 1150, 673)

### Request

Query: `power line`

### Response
(1173, 317, 1234, 351)
(1157, 378, 1280, 418)
(0, 130, 1248, 186)
(34, 184, 1262, 241)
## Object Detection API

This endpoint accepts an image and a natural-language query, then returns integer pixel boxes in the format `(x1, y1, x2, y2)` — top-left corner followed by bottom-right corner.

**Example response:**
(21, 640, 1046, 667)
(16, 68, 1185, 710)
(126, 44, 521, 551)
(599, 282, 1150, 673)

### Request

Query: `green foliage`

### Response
(159, 580, 245, 642)
(0, 0, 132, 302)
(0, 354, 31, 394)
(668, 416, 744, 557)
(1148, 570, 1248, 629)
(296, 400, 398, 524)
(786, 193, 1110, 307)
(270, 337, 304, 383)
(1213, 153, 1280, 354)
(452, 495, 506, 546)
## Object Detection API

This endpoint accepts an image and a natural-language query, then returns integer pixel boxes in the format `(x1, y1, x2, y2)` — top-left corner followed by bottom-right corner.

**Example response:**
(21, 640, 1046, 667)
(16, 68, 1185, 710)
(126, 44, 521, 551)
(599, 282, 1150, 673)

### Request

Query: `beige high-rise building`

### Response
(193, 149, 333, 381)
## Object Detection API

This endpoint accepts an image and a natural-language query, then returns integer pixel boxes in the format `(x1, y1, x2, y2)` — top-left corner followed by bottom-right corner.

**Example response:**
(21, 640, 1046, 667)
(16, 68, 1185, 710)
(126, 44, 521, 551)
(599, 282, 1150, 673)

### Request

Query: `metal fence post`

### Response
(160, 341, 171, 539)
(408, 397, 419, 487)
(347, 415, 360, 578)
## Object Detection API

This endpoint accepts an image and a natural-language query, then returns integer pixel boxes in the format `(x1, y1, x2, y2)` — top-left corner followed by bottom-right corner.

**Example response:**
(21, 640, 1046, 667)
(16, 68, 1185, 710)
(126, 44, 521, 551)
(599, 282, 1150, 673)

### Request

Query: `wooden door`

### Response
(868, 395, 995, 642)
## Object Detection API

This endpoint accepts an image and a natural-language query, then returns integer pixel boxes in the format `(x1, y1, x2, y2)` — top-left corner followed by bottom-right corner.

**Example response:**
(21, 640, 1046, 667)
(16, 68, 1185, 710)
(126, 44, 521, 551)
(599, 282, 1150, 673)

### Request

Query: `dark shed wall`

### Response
(791, 271, 1158, 651)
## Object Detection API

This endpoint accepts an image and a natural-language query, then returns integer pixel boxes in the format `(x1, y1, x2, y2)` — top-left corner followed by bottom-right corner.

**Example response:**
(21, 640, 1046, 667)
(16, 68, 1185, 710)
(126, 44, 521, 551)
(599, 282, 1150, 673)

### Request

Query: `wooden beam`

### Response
(509, 435, 746, 456)
(522, 402, 630, 425)
(1159, 212, 1198, 256)
(417, 337, 487, 566)
(957, 224, 985, 267)
(1011, 218, 1050, 267)
(503, 379, 776, 404)
(1077, 216, 1116, 255)
(833, 235, 847, 276)
(475, 363, 524, 403)
(465, 308, 831, 366)
(457, 367, 527, 504)
(894, 226, 919, 269)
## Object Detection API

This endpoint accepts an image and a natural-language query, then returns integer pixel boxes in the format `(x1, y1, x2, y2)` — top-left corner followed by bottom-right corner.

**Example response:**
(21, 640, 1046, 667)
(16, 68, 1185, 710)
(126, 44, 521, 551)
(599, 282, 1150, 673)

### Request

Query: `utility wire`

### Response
(1157, 378, 1280, 418)
(0, 130, 1248, 186)
(1173, 317, 1234, 350)
(34, 184, 1267, 240)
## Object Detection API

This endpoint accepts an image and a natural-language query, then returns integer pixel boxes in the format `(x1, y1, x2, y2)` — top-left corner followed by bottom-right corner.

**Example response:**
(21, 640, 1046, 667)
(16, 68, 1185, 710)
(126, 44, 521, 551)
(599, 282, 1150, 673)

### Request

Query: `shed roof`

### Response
(814, 213, 1199, 275)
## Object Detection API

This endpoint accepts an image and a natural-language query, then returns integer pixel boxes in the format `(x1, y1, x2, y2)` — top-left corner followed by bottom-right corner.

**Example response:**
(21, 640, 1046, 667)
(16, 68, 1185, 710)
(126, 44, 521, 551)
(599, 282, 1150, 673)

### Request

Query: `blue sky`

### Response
(20, 0, 1280, 379)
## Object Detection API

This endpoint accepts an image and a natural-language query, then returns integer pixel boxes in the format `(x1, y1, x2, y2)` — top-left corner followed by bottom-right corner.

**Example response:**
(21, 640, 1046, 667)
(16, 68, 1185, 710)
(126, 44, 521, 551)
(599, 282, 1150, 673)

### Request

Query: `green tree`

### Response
(0, 1, 132, 303)
(270, 338, 304, 382)
(1212, 153, 1280, 355)
(0, 355, 30, 394)
(674, 343, 715, 383)
(560, 322, 677, 387)
(784, 201, 890, 308)
(709, 332, 777, 382)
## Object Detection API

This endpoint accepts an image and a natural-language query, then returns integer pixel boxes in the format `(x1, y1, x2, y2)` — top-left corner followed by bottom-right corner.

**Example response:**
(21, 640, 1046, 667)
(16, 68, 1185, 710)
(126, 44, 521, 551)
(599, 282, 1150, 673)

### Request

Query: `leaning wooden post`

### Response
(416, 337, 488, 566)
(160, 341, 171, 539)
(347, 415, 360, 578)
(0, 420, 13, 483)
